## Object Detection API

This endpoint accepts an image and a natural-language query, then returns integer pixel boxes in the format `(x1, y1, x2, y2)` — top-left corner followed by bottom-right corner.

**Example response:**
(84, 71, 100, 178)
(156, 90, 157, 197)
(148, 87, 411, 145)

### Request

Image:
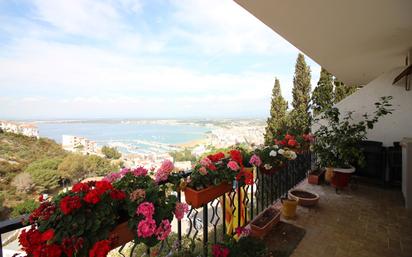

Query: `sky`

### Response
(0, 0, 320, 120)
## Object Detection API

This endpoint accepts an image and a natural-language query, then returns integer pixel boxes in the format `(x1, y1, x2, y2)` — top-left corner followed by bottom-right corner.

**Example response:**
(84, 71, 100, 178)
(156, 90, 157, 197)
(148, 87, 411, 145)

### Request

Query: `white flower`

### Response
(269, 150, 277, 157)
(274, 145, 279, 149)
(290, 152, 297, 160)
(278, 149, 285, 155)
(264, 164, 272, 170)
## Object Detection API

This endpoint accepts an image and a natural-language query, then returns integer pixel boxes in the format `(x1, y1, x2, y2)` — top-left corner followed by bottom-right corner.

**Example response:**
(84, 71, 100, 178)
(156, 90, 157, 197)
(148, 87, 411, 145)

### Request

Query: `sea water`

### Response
(37, 121, 209, 154)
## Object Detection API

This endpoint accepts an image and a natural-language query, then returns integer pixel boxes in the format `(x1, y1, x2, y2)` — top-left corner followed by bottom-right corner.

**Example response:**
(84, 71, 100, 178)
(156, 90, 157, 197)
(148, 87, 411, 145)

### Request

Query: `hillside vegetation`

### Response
(0, 132, 120, 220)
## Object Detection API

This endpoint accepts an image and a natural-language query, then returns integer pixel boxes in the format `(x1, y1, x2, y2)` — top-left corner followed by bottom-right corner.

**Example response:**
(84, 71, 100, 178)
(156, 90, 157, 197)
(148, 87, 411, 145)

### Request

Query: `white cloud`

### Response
(170, 0, 296, 55)
(32, 0, 126, 38)
(0, 0, 321, 119)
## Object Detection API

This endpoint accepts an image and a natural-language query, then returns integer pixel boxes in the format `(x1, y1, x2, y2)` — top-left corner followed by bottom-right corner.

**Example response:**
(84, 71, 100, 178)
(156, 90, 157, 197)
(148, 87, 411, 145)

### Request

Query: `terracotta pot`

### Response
(288, 189, 320, 207)
(250, 207, 280, 238)
(307, 169, 325, 185)
(109, 221, 135, 249)
(325, 167, 334, 182)
(184, 182, 232, 208)
(259, 164, 286, 175)
(331, 167, 355, 189)
(281, 198, 298, 219)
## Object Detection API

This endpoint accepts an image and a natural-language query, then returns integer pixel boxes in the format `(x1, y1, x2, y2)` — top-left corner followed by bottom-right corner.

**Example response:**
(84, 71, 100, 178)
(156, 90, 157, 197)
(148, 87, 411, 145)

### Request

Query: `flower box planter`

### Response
(288, 189, 319, 207)
(250, 207, 280, 238)
(109, 221, 135, 249)
(307, 169, 325, 185)
(331, 167, 356, 189)
(184, 182, 232, 208)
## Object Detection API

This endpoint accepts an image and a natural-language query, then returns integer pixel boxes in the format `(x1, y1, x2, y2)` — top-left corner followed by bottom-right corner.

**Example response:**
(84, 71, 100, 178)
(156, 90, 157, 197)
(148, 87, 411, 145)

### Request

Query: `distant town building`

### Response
(62, 135, 98, 155)
(208, 125, 264, 148)
(0, 120, 39, 138)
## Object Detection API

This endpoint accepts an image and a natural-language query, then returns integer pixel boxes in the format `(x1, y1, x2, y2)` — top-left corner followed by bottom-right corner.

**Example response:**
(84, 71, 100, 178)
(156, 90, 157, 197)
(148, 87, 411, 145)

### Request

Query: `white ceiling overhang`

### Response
(234, 0, 412, 85)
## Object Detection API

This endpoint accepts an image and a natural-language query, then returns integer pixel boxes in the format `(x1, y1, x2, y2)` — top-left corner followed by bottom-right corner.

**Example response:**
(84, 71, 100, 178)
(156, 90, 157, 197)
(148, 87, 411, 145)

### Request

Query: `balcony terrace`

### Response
(1, 151, 411, 257)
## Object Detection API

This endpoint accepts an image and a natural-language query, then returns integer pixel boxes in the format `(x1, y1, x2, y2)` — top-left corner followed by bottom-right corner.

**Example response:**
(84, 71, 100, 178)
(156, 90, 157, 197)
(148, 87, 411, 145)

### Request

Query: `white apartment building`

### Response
(0, 120, 39, 138)
(62, 135, 97, 154)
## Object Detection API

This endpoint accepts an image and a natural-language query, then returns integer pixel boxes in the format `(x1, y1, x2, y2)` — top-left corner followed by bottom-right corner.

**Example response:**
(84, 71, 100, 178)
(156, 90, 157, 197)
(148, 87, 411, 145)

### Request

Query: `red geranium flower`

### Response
(41, 229, 55, 242)
(209, 163, 217, 171)
(288, 139, 298, 147)
(95, 181, 113, 192)
(110, 190, 126, 200)
(71, 182, 90, 193)
(229, 149, 243, 165)
(19, 227, 42, 253)
(207, 152, 225, 163)
(89, 240, 111, 257)
(60, 196, 82, 215)
(29, 201, 56, 223)
(84, 189, 101, 204)
(284, 134, 294, 141)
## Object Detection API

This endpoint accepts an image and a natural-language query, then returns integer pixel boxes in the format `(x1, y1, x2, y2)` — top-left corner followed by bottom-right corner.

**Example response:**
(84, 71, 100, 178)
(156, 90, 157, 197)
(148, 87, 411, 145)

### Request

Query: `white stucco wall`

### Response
(322, 66, 412, 146)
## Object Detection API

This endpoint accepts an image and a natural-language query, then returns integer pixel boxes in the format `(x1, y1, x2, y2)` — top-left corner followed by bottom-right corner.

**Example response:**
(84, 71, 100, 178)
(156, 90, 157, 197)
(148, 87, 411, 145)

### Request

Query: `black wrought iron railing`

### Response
(0, 153, 311, 257)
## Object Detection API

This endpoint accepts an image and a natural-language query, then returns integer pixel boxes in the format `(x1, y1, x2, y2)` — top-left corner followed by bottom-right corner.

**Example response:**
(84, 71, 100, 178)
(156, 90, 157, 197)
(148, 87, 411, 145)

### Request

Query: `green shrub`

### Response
(101, 146, 121, 159)
(10, 199, 39, 218)
(170, 148, 197, 163)
(84, 155, 118, 176)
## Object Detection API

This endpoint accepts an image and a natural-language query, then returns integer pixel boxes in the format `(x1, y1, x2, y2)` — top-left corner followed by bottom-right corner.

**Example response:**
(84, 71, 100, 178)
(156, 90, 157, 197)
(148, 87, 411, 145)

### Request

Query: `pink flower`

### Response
(235, 226, 251, 237)
(174, 202, 189, 220)
(137, 218, 157, 238)
(227, 161, 240, 171)
(129, 189, 146, 202)
(119, 168, 131, 176)
(155, 219, 171, 241)
(212, 244, 230, 257)
(132, 166, 148, 176)
(200, 157, 212, 167)
(155, 160, 174, 183)
(103, 172, 121, 183)
(199, 167, 208, 175)
(249, 154, 262, 167)
(136, 202, 155, 218)
(160, 159, 174, 172)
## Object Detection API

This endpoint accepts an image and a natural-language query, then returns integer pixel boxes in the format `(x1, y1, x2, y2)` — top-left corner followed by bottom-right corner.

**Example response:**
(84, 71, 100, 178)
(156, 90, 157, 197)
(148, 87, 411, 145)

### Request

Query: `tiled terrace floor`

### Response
(286, 181, 412, 257)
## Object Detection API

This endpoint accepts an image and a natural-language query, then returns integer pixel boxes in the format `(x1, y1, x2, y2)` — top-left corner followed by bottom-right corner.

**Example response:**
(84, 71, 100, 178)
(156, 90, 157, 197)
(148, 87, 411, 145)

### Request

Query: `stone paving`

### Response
(285, 181, 412, 257)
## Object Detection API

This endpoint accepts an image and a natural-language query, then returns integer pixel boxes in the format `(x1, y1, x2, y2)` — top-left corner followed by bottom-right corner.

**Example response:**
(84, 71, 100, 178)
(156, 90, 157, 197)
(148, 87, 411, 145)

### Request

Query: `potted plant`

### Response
(254, 144, 297, 175)
(307, 167, 325, 185)
(314, 96, 393, 189)
(183, 150, 252, 208)
(18, 160, 189, 257)
(250, 206, 281, 238)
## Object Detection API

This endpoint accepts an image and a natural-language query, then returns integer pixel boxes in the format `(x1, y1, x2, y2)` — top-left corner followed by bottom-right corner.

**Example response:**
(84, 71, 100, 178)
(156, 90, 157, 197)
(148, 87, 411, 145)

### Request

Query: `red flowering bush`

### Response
(273, 131, 314, 152)
(186, 149, 254, 191)
(19, 161, 189, 257)
(18, 180, 126, 257)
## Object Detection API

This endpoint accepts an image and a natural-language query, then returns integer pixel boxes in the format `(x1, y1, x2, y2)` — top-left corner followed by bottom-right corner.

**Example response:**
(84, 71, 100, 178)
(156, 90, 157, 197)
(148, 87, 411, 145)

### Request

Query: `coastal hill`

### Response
(0, 131, 119, 220)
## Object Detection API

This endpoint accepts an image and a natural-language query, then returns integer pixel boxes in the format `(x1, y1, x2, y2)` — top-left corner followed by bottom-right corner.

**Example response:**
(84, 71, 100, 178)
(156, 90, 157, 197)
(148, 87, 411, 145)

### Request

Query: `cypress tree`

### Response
(264, 77, 288, 144)
(334, 80, 358, 103)
(289, 53, 312, 134)
(312, 68, 334, 116)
